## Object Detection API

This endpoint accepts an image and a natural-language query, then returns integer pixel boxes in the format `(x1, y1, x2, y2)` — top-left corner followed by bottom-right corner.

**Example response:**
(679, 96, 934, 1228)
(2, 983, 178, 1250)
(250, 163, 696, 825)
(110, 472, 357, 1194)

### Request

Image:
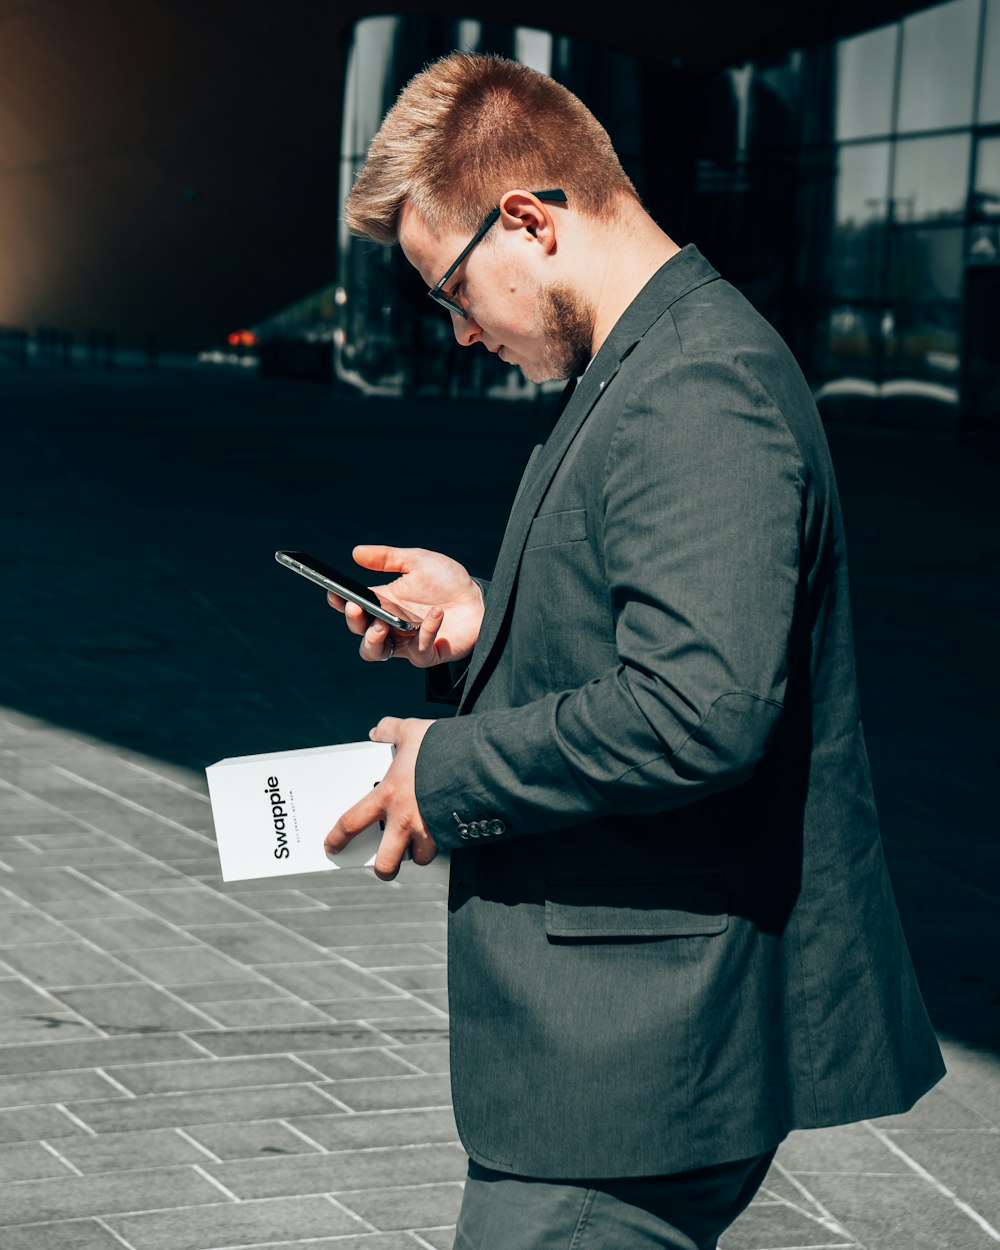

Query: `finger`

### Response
(369, 716, 402, 744)
(358, 619, 391, 660)
(353, 544, 411, 576)
(413, 605, 444, 667)
(325, 789, 385, 857)
(409, 830, 439, 866)
(372, 826, 410, 881)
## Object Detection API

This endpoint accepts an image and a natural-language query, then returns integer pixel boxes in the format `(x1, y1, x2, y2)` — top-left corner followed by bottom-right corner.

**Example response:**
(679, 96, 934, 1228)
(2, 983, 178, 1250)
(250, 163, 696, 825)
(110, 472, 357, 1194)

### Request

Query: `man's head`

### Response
(344, 52, 643, 382)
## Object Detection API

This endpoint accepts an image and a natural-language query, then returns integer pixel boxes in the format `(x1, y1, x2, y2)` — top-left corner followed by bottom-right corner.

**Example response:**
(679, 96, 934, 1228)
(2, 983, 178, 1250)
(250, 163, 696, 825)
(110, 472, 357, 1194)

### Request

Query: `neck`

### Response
(583, 202, 681, 357)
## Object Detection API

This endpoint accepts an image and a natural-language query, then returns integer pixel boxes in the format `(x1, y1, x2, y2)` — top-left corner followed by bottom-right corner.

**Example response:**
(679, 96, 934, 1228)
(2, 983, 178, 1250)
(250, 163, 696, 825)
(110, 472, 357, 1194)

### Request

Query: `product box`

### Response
(206, 740, 395, 882)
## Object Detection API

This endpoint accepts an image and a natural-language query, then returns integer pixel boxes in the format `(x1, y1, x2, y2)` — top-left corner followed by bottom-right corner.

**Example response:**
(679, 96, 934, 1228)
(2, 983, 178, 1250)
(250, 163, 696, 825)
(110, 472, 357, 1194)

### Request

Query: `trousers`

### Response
(453, 1148, 778, 1250)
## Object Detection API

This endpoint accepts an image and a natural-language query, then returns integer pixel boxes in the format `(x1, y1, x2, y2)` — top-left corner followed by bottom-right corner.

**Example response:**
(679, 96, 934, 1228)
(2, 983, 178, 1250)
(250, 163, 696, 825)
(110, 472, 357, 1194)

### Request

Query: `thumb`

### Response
(353, 544, 406, 575)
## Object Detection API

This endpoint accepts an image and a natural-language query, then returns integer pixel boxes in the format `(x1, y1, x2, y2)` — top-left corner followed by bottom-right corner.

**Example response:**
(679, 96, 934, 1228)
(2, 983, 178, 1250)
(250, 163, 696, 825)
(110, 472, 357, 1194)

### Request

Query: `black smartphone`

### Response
(274, 550, 420, 633)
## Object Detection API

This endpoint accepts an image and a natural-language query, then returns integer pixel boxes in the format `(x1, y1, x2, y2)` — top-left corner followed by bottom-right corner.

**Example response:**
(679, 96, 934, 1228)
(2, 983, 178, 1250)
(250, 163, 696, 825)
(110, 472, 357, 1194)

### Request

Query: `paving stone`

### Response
(0, 1032, 202, 1075)
(185, 1023, 382, 1057)
(0, 1068, 120, 1107)
(30, 894, 147, 920)
(376, 967, 448, 993)
(0, 941, 140, 988)
(230, 1237, 422, 1250)
(874, 1127, 1000, 1230)
(77, 863, 194, 891)
(319, 998, 446, 1022)
(282, 920, 448, 948)
(66, 1084, 342, 1132)
(413, 1229, 456, 1250)
(294, 1047, 419, 1081)
(196, 998, 334, 1027)
(130, 890, 253, 926)
(871, 1078, 996, 1131)
(364, 1019, 450, 1046)
(0, 911, 72, 944)
(2, 870, 117, 905)
(207, 1141, 467, 1199)
(173, 978, 289, 1003)
(186, 1118, 324, 1160)
(2, 1163, 225, 1224)
(262, 960, 403, 1001)
(286, 1108, 460, 1152)
(0, 976, 64, 1016)
(224, 889, 328, 913)
(331, 944, 449, 969)
(112, 944, 255, 985)
(312, 1075, 454, 1113)
(67, 916, 198, 950)
(0, 1104, 93, 1144)
(0, 1012, 100, 1046)
(335, 1182, 465, 1232)
(184, 923, 327, 965)
(106, 1194, 367, 1249)
(51, 983, 214, 1035)
(0, 1139, 74, 1181)
(721, 1196, 856, 1249)
(55, 1126, 211, 1172)
(391, 1042, 450, 1076)
(106, 1055, 316, 1096)
(775, 1123, 914, 1174)
(795, 1172, 1000, 1249)
(1, 1220, 129, 1250)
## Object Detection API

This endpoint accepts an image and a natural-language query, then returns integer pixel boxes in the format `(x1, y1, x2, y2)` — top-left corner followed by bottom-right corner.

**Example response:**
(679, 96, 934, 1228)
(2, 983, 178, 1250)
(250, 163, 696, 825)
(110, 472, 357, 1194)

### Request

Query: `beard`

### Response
(531, 282, 595, 383)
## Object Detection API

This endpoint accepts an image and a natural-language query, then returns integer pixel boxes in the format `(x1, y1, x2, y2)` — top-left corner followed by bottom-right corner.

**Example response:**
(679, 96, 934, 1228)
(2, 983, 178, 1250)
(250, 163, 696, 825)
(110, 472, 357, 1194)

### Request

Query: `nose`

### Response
(452, 308, 482, 348)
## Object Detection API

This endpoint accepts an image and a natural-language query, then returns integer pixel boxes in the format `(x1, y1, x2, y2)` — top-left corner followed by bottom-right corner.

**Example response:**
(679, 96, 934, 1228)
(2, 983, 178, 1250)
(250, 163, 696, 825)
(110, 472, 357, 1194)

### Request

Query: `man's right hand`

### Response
(328, 544, 484, 668)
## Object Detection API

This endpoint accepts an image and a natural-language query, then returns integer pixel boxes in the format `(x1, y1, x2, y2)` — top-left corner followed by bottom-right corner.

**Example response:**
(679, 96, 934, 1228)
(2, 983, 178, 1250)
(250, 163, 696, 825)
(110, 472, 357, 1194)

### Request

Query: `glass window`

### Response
(980, 0, 1000, 121)
(832, 143, 892, 298)
(835, 24, 897, 141)
(888, 226, 966, 300)
(892, 134, 972, 222)
(897, 0, 979, 133)
(974, 136, 1000, 218)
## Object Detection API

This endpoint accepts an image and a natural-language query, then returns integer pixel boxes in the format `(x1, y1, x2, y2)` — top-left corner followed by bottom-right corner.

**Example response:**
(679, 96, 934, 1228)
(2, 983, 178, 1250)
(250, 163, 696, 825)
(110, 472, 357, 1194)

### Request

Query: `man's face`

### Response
(398, 202, 593, 383)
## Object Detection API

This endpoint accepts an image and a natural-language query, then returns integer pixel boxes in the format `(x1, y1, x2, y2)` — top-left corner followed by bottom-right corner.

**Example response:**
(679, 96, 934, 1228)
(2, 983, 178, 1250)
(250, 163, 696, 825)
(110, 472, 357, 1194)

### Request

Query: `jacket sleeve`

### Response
(415, 355, 807, 850)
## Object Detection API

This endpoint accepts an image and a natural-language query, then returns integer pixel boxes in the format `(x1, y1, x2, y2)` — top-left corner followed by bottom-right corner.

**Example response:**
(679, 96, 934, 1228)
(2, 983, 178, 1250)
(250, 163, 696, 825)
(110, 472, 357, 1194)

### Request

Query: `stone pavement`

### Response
(0, 361, 997, 1249)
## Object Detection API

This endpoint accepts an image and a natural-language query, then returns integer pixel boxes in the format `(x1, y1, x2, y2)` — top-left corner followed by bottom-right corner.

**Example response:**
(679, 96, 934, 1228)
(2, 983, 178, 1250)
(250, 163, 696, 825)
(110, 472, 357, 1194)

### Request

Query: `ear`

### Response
(498, 190, 559, 255)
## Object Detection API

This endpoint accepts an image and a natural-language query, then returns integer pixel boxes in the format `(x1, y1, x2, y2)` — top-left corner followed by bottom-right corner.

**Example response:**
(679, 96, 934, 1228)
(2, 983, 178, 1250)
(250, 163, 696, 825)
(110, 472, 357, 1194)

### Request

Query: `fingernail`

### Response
(325, 845, 339, 859)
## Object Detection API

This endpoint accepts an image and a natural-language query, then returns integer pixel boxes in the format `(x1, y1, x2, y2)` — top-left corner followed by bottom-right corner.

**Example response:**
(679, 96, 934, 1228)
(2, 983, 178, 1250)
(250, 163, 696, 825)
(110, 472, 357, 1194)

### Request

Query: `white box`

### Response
(206, 740, 395, 881)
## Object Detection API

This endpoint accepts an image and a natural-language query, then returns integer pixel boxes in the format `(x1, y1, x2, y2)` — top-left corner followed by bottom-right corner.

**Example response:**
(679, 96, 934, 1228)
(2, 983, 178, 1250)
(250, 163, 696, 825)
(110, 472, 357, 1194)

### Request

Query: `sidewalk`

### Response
(0, 363, 997, 1249)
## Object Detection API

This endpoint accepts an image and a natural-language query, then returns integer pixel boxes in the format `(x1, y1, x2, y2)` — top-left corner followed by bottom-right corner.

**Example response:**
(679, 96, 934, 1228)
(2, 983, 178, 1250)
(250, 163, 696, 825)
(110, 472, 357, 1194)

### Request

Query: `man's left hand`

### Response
(326, 717, 437, 881)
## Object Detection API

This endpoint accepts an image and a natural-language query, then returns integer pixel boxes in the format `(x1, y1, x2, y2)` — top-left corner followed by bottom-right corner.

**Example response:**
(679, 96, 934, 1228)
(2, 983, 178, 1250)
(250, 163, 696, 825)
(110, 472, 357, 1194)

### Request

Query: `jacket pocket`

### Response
(544, 876, 729, 939)
(524, 507, 587, 551)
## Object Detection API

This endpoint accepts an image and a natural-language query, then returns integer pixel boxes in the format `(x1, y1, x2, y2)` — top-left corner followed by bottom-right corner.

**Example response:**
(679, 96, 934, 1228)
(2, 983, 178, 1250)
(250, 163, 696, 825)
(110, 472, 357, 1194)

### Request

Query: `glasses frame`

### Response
(426, 189, 568, 318)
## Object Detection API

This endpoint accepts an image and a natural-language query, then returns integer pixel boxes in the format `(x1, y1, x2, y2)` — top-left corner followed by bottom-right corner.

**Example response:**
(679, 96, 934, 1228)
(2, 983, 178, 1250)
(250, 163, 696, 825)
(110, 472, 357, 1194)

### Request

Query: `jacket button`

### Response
(487, 819, 505, 836)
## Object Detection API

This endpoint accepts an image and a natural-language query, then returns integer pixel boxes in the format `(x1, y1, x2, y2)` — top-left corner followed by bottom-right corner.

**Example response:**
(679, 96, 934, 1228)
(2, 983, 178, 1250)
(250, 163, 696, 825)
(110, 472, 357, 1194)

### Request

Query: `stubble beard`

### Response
(528, 283, 595, 384)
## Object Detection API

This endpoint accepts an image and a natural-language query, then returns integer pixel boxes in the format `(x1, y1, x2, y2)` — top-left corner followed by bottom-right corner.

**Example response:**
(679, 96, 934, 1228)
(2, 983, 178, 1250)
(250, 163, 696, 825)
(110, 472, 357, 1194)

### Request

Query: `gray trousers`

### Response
(454, 1148, 777, 1250)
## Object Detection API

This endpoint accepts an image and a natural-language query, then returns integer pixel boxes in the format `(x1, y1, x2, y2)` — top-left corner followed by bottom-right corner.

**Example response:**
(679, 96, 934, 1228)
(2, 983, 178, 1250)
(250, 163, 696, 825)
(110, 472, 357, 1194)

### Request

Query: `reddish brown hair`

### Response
(344, 51, 639, 244)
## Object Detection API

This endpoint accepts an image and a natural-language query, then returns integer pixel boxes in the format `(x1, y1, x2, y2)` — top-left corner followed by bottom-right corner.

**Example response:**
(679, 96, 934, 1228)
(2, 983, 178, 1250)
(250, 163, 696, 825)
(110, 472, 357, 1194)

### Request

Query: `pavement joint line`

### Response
(323, 1191, 381, 1233)
(39, 1137, 83, 1175)
(176, 1126, 225, 1161)
(56, 1101, 99, 1134)
(51, 763, 216, 842)
(95, 1066, 139, 1098)
(288, 1053, 337, 1081)
(278, 1117, 330, 1152)
(95, 1215, 141, 1250)
(770, 1162, 860, 1243)
(194, 1161, 243, 1201)
(862, 1119, 1000, 1241)
(307, 1082, 356, 1113)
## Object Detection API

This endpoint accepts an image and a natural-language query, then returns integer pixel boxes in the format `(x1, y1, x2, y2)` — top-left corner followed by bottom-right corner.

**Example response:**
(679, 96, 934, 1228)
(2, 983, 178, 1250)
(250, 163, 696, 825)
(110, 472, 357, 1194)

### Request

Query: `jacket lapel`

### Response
(457, 246, 720, 713)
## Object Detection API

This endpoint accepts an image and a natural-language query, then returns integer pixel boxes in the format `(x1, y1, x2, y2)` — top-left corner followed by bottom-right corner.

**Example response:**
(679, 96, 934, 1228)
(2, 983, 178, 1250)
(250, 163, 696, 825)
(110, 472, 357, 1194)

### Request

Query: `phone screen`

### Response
(275, 551, 419, 632)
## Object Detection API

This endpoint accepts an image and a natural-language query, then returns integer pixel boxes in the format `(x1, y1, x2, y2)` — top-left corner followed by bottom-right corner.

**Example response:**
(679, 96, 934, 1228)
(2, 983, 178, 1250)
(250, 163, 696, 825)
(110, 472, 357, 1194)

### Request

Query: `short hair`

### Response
(344, 51, 639, 244)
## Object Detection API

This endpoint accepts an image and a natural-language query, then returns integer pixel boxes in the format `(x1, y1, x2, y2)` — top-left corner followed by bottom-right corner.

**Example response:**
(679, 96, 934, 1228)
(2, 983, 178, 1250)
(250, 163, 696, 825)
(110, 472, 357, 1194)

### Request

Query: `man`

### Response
(324, 51, 944, 1250)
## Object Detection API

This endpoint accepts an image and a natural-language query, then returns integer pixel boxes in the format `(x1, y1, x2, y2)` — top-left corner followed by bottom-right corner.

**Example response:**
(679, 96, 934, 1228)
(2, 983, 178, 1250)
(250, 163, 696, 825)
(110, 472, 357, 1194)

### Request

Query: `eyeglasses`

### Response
(426, 189, 568, 318)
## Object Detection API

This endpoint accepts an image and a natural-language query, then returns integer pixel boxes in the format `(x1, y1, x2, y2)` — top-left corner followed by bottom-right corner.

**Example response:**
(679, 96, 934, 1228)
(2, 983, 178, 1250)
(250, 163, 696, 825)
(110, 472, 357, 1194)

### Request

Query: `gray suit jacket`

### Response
(414, 245, 945, 1178)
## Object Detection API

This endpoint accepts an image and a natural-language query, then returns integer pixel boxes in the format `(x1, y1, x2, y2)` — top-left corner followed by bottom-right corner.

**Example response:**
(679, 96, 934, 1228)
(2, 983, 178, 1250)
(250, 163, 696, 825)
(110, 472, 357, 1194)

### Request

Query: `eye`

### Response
(448, 281, 463, 301)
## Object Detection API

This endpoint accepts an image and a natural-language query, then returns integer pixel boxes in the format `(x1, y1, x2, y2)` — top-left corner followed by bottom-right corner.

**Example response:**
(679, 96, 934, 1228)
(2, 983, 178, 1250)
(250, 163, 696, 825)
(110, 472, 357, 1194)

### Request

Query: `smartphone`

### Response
(274, 550, 420, 633)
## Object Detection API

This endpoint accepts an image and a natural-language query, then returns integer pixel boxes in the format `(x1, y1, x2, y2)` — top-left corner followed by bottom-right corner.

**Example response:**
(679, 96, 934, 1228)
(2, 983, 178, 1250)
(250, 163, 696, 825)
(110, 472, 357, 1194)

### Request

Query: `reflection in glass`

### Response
(888, 227, 965, 301)
(832, 143, 891, 298)
(974, 136, 1000, 216)
(835, 24, 897, 141)
(892, 134, 972, 222)
(897, 0, 979, 133)
(979, 0, 1000, 121)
